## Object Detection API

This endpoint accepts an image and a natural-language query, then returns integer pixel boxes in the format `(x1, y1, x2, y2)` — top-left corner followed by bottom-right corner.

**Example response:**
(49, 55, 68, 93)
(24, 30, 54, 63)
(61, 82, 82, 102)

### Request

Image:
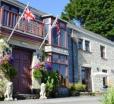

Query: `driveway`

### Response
(0, 96, 102, 104)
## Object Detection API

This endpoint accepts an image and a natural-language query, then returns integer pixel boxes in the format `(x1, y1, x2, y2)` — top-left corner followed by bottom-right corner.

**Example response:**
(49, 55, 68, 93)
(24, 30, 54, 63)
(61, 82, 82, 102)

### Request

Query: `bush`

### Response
(33, 70, 42, 79)
(102, 87, 114, 104)
(46, 71, 59, 97)
(70, 82, 86, 92)
(0, 79, 5, 100)
(33, 62, 59, 98)
(70, 82, 86, 96)
(0, 62, 17, 81)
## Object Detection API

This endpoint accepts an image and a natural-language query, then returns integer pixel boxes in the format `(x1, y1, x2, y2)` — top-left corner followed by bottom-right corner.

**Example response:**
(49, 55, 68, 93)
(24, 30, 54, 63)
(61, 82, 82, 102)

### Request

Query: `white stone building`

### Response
(68, 23, 114, 92)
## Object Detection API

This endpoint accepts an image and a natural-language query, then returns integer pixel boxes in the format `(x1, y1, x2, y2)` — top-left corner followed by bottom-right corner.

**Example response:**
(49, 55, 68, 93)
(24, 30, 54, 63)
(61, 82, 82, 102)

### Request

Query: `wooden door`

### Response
(12, 47, 33, 94)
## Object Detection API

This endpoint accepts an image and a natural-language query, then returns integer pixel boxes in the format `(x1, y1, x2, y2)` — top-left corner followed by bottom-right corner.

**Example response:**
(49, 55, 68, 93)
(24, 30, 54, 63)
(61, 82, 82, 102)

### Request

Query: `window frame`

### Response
(100, 45, 106, 59)
(78, 38, 83, 50)
(85, 40, 90, 52)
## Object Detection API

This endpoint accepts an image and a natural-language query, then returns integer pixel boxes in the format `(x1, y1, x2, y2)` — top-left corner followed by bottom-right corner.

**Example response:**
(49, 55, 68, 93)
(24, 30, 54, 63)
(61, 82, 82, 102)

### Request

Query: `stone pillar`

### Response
(83, 39, 85, 50)
(91, 71, 95, 92)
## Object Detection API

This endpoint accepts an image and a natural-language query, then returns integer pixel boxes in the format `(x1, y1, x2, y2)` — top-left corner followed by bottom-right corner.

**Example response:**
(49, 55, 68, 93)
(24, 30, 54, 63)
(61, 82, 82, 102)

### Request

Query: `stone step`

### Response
(14, 94, 39, 100)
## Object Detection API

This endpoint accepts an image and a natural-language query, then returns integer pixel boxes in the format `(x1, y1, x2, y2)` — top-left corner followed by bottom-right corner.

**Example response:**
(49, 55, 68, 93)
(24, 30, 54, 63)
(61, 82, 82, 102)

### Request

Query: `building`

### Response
(43, 15, 69, 86)
(67, 27, 78, 83)
(0, 0, 114, 95)
(68, 23, 114, 92)
(0, 0, 47, 94)
(0, 0, 69, 94)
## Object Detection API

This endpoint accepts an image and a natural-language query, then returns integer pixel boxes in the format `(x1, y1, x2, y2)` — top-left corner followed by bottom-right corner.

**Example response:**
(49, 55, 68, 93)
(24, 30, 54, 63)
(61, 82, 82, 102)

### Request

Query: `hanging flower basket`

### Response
(0, 39, 17, 81)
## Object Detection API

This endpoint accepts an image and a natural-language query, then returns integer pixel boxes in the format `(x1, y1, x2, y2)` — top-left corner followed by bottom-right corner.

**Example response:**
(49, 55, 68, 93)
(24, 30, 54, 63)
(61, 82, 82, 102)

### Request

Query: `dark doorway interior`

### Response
(81, 67, 92, 92)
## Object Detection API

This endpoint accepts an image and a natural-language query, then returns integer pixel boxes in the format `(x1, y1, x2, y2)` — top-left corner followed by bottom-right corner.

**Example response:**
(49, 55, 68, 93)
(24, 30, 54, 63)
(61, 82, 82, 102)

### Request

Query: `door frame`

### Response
(12, 45, 35, 94)
(81, 66, 92, 92)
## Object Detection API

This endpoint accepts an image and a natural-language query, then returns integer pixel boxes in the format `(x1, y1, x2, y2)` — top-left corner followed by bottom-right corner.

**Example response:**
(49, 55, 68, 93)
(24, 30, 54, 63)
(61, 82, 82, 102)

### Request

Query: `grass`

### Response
(102, 87, 114, 104)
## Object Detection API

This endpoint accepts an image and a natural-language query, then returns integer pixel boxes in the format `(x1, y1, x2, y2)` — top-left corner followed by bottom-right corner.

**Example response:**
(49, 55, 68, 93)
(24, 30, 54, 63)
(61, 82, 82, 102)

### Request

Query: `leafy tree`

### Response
(61, 0, 114, 38)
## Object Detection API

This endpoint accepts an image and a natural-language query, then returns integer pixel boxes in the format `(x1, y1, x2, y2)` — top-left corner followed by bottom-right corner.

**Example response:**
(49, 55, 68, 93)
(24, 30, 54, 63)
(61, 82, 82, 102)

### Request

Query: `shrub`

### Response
(33, 69, 43, 79)
(102, 87, 114, 104)
(0, 79, 5, 100)
(46, 71, 59, 97)
(70, 82, 86, 92)
(70, 82, 86, 96)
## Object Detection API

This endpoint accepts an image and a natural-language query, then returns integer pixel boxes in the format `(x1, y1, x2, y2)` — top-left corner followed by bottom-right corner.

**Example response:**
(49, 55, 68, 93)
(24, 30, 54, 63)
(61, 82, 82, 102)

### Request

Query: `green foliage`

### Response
(45, 71, 59, 97)
(41, 49, 48, 61)
(61, 0, 114, 38)
(70, 82, 86, 92)
(102, 87, 114, 104)
(89, 92, 96, 96)
(69, 82, 86, 96)
(0, 62, 17, 81)
(46, 71, 59, 88)
(33, 66, 59, 97)
(0, 79, 5, 99)
(33, 69, 43, 79)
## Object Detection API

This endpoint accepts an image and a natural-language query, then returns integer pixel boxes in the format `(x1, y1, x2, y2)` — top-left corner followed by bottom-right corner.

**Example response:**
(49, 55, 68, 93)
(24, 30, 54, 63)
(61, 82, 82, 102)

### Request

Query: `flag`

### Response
(56, 20, 61, 36)
(23, 8, 35, 22)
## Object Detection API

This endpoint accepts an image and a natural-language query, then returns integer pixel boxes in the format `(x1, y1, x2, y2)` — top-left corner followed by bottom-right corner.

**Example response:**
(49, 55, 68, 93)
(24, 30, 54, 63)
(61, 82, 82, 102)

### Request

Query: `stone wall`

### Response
(70, 26, 114, 92)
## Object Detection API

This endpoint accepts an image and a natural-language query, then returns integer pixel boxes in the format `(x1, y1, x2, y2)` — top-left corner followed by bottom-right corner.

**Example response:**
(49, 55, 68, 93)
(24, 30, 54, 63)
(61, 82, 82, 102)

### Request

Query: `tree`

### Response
(61, 0, 114, 38)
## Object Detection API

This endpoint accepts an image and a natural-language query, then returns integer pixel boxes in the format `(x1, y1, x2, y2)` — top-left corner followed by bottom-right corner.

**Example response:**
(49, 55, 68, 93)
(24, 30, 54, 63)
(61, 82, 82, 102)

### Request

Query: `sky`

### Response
(19, 0, 69, 17)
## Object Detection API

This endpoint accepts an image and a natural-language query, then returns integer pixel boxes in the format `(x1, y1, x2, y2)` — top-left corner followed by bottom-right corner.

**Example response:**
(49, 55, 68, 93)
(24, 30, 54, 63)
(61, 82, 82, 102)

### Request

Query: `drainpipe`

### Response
(71, 38, 75, 83)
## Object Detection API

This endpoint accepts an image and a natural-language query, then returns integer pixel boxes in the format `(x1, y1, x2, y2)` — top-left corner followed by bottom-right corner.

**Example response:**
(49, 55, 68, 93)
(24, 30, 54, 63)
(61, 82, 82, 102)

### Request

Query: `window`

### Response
(85, 40, 90, 52)
(52, 64, 59, 72)
(60, 29, 65, 47)
(60, 55, 67, 62)
(100, 45, 106, 58)
(52, 22, 66, 48)
(59, 65, 66, 78)
(52, 27, 58, 46)
(52, 54, 59, 62)
(78, 39, 83, 49)
(102, 70, 108, 87)
(2, 2, 19, 27)
(44, 19, 49, 34)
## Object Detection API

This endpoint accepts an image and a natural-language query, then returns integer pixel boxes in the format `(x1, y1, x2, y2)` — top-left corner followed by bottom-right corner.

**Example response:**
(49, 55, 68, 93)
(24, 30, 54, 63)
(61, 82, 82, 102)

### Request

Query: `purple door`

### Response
(12, 47, 33, 94)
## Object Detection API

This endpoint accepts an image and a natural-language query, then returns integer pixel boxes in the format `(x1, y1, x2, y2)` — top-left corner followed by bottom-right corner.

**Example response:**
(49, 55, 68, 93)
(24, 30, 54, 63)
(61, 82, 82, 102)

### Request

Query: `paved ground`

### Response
(0, 96, 102, 104)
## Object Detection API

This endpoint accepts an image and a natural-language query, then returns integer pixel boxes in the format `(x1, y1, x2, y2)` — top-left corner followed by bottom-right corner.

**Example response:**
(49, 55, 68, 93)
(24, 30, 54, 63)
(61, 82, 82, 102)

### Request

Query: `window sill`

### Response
(78, 49, 92, 54)
(101, 57, 107, 60)
(83, 50, 92, 54)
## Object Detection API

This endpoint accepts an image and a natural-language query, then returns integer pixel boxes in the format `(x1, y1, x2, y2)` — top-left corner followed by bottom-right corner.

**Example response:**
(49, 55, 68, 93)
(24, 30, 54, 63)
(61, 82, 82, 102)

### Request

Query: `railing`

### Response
(0, 7, 45, 37)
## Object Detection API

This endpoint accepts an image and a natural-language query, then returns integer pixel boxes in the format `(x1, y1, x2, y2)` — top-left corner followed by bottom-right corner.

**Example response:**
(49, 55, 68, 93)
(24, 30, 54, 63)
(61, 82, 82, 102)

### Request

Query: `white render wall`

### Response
(69, 24, 114, 92)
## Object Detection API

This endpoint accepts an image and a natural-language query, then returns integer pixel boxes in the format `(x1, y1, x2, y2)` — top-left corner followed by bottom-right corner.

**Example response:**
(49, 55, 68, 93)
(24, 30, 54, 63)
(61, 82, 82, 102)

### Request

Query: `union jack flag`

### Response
(23, 8, 35, 22)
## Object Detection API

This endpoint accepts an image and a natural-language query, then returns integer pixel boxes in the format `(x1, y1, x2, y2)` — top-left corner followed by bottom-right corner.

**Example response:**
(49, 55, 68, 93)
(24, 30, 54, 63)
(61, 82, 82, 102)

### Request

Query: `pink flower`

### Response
(0, 59, 3, 65)
(33, 63, 42, 69)
(3, 54, 11, 61)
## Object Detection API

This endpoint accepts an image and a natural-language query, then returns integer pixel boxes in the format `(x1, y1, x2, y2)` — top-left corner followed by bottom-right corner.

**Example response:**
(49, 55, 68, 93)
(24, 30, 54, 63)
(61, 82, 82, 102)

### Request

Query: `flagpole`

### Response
(7, 2, 30, 43)
(39, 16, 58, 50)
